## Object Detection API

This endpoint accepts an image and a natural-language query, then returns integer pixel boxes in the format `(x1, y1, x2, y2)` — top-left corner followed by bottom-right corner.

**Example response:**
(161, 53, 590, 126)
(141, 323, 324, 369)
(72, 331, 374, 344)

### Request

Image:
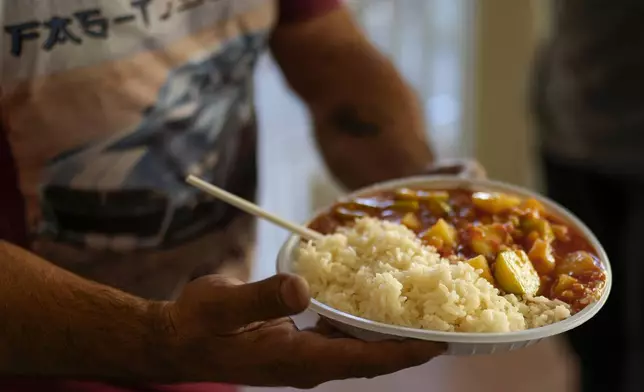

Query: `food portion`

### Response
(296, 217, 571, 333)
(309, 188, 606, 312)
(296, 188, 607, 333)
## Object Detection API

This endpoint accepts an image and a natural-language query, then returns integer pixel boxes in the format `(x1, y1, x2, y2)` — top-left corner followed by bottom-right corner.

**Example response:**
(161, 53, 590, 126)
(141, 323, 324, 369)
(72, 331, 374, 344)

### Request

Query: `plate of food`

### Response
(276, 176, 612, 355)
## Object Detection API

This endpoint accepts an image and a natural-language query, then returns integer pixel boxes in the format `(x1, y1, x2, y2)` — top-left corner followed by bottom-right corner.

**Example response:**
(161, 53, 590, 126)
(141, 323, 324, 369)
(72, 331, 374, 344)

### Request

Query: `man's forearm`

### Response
(0, 241, 172, 380)
(270, 6, 434, 190)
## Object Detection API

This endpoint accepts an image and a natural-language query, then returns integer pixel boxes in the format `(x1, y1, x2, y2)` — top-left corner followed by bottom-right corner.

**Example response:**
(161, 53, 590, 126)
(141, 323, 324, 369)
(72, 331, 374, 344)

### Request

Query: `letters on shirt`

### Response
(3, 0, 223, 57)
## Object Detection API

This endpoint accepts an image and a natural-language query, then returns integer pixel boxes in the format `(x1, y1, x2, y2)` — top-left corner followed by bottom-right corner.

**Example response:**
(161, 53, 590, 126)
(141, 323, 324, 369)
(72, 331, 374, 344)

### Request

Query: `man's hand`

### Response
(0, 242, 442, 385)
(163, 274, 445, 388)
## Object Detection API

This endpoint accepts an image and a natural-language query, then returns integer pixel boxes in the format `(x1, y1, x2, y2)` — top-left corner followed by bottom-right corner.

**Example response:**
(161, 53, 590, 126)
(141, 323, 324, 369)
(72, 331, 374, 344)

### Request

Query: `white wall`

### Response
(472, 0, 537, 189)
(472, 0, 553, 191)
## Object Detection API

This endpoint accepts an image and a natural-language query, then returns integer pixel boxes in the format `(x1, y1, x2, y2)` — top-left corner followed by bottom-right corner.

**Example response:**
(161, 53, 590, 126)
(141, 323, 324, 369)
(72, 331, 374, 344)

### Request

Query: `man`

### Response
(532, 1, 644, 391)
(0, 0, 474, 391)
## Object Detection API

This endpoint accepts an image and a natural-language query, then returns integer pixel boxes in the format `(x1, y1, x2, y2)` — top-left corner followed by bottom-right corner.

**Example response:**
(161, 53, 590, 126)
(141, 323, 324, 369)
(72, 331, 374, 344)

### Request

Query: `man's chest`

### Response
(0, 0, 271, 272)
(0, 0, 273, 213)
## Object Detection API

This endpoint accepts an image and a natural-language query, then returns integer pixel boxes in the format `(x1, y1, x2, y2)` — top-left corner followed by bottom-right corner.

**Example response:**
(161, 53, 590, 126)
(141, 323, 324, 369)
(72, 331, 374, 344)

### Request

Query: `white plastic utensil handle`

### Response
(186, 175, 324, 242)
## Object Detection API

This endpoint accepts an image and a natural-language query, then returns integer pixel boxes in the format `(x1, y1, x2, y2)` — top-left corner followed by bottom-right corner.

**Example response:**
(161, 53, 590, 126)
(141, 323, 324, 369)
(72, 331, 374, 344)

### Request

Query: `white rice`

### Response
(295, 217, 571, 333)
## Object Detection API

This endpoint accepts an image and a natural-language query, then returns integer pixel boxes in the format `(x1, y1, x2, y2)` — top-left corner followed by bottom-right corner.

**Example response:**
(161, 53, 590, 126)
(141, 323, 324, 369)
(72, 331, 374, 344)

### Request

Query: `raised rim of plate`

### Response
(276, 175, 613, 344)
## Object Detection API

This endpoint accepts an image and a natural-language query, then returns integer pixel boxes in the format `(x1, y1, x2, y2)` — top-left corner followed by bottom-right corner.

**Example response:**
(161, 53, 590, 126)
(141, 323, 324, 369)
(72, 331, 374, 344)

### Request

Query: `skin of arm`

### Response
(0, 240, 444, 387)
(0, 240, 172, 380)
(270, 2, 435, 190)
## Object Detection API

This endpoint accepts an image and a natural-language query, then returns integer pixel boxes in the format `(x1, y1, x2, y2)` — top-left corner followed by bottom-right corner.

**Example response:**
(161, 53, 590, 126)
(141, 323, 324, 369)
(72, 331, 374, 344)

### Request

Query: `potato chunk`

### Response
(469, 224, 506, 259)
(467, 255, 494, 284)
(494, 250, 540, 296)
(553, 274, 579, 297)
(552, 224, 570, 242)
(401, 212, 421, 231)
(528, 239, 556, 274)
(521, 198, 546, 214)
(472, 192, 521, 214)
(423, 218, 458, 248)
(556, 251, 600, 276)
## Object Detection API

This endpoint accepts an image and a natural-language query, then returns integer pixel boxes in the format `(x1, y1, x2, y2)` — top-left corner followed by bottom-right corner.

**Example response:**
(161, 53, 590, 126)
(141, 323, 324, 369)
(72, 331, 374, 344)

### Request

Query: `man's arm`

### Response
(270, 1, 434, 190)
(0, 241, 170, 379)
(0, 241, 445, 387)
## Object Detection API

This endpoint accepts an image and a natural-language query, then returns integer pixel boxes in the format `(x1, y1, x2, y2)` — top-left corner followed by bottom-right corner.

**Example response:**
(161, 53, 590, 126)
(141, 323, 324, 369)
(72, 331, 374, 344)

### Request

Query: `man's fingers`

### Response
(304, 318, 347, 338)
(226, 274, 310, 327)
(322, 337, 445, 378)
(289, 332, 446, 386)
(202, 274, 245, 288)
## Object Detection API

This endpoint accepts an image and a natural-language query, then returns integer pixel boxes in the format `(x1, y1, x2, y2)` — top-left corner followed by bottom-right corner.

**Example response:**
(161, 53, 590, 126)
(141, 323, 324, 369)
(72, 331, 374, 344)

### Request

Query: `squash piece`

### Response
(521, 215, 555, 242)
(401, 213, 421, 231)
(467, 255, 494, 284)
(472, 192, 521, 214)
(427, 199, 452, 216)
(553, 274, 579, 296)
(494, 250, 541, 296)
(423, 219, 458, 248)
(528, 239, 556, 274)
(556, 251, 600, 276)
(391, 200, 420, 211)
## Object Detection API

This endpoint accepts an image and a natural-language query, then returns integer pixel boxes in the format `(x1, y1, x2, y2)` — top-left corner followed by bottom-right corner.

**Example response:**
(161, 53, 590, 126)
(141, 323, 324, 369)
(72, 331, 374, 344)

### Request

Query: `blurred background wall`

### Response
(248, 1, 576, 391)
(473, 0, 536, 189)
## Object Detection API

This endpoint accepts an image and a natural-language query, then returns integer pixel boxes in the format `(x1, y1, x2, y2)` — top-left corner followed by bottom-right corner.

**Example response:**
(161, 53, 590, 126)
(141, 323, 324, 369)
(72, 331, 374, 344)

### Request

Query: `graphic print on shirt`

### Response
(39, 33, 265, 251)
(1, 0, 274, 297)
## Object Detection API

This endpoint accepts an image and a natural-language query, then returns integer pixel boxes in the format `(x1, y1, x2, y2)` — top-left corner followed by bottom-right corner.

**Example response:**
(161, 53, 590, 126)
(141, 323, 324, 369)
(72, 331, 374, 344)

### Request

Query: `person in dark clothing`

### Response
(531, 2, 644, 391)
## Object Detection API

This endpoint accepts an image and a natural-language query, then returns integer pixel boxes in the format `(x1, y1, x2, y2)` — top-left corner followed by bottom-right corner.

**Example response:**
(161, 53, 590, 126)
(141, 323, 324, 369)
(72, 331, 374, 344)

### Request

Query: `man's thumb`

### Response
(229, 273, 311, 327)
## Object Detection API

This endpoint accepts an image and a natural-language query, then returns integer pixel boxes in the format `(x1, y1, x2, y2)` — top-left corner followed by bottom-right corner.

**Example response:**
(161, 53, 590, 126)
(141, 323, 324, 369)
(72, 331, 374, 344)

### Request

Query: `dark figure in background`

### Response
(532, 2, 644, 391)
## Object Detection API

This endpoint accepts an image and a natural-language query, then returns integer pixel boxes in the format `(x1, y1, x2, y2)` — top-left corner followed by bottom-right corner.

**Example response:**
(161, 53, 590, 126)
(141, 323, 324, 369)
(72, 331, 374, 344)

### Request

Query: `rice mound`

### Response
(295, 217, 571, 333)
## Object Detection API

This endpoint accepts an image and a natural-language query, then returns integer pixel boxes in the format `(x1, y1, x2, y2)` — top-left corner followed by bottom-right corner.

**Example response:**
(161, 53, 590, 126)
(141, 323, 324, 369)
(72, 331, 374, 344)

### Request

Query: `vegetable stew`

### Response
(309, 188, 607, 313)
